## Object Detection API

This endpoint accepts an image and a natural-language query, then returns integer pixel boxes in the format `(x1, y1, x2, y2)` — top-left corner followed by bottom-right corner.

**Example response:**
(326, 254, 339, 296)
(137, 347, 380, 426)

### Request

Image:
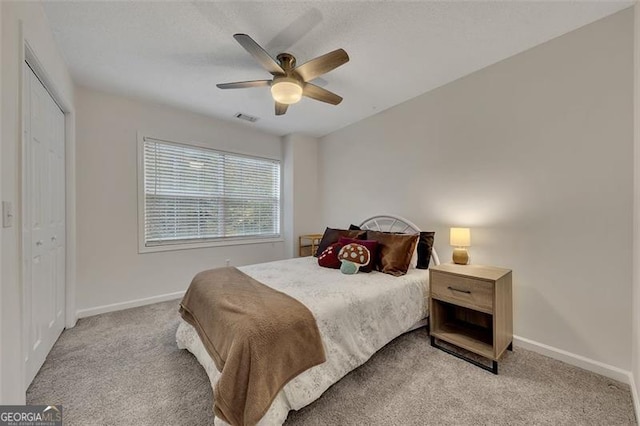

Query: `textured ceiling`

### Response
(43, 1, 632, 137)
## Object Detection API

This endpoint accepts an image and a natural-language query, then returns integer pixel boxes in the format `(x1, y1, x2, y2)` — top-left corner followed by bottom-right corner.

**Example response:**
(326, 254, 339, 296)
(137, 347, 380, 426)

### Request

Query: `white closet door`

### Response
(23, 64, 66, 386)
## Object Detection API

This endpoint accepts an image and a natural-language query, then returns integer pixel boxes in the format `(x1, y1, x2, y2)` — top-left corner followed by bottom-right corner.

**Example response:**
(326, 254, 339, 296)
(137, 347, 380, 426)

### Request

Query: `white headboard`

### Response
(358, 214, 440, 266)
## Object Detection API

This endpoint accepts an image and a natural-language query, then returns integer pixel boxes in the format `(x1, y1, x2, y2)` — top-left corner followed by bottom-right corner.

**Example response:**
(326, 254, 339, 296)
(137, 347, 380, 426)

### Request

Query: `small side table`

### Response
(429, 263, 513, 374)
(299, 234, 324, 257)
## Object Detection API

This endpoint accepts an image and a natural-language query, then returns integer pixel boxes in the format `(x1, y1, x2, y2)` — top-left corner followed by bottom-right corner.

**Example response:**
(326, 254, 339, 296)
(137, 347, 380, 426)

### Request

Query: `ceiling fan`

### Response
(217, 34, 349, 116)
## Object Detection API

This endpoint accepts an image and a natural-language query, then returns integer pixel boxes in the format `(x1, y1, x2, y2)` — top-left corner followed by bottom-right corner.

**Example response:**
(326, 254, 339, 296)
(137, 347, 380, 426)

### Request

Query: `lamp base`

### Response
(452, 248, 469, 265)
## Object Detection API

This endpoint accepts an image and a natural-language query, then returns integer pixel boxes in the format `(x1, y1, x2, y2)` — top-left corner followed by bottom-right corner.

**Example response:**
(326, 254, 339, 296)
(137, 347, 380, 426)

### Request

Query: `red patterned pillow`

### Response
(317, 242, 343, 269)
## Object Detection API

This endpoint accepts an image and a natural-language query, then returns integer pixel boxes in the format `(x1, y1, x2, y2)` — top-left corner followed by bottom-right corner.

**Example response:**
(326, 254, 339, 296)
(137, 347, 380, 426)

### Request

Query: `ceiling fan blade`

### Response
(295, 48, 349, 82)
(303, 83, 343, 105)
(233, 34, 285, 75)
(275, 102, 289, 116)
(216, 80, 272, 89)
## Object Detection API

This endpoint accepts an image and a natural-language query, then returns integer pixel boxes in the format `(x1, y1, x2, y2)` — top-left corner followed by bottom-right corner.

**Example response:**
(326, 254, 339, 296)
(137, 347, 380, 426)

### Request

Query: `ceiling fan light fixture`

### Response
(271, 77, 303, 105)
(219, 34, 349, 115)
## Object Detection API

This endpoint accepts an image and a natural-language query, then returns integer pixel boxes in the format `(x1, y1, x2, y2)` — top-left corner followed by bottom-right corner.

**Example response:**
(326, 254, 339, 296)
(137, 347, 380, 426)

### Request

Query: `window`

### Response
(139, 136, 281, 251)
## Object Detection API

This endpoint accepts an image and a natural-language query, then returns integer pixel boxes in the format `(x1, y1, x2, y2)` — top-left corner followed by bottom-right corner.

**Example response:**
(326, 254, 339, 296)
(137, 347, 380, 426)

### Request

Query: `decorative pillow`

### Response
(315, 227, 366, 257)
(416, 231, 436, 269)
(348, 224, 361, 230)
(366, 230, 419, 276)
(317, 242, 343, 269)
(338, 237, 379, 273)
(338, 243, 371, 275)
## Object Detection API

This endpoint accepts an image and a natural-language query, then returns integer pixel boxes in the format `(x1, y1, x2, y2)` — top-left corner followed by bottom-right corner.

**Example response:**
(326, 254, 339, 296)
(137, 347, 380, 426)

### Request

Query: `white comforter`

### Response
(176, 256, 429, 425)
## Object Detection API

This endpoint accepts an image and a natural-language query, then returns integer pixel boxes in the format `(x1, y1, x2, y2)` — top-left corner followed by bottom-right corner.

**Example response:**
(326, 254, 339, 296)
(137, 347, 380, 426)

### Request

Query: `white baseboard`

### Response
(629, 373, 640, 424)
(513, 335, 631, 384)
(76, 290, 185, 319)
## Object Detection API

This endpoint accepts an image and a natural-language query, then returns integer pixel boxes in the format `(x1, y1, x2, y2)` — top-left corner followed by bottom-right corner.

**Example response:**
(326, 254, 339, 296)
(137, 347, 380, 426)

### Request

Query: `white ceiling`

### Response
(43, 1, 632, 137)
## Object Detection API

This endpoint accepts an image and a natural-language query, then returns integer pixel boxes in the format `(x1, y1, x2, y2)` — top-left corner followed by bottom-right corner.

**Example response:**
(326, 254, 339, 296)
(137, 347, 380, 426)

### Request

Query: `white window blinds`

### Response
(142, 138, 281, 247)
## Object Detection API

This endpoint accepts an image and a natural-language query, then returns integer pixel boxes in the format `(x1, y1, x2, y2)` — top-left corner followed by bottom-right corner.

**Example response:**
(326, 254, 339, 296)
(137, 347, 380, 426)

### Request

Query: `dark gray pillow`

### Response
(315, 227, 367, 257)
(416, 231, 435, 269)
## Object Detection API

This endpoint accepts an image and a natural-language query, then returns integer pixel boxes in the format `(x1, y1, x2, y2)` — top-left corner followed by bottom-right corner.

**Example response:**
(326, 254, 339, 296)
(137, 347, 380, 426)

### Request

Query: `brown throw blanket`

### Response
(179, 267, 326, 426)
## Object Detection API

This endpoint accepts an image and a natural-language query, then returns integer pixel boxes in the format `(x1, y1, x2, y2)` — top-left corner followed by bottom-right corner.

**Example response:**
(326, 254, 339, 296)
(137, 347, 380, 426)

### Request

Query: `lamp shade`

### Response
(450, 227, 471, 247)
(271, 77, 303, 104)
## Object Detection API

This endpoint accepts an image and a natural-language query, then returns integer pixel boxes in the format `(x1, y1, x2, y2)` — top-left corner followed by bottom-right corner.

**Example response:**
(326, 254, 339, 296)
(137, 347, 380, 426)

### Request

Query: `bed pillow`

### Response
(366, 230, 419, 276)
(317, 242, 343, 269)
(337, 237, 379, 273)
(416, 231, 436, 269)
(315, 227, 366, 257)
(354, 228, 420, 269)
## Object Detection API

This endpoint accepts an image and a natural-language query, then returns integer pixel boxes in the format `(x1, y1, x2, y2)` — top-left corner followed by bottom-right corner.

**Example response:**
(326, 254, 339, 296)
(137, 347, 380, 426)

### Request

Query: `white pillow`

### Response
(409, 244, 418, 269)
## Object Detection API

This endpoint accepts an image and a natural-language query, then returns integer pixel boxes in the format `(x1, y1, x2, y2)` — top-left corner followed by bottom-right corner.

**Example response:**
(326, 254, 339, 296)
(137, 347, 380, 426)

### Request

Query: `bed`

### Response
(176, 215, 440, 425)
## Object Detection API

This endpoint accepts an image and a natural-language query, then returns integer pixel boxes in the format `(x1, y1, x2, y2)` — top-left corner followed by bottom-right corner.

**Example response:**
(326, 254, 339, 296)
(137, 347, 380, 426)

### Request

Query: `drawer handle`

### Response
(447, 286, 471, 294)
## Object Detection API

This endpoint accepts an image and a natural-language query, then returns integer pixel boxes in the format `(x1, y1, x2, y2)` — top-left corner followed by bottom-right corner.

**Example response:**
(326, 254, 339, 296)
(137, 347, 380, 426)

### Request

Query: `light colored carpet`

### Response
(27, 300, 636, 426)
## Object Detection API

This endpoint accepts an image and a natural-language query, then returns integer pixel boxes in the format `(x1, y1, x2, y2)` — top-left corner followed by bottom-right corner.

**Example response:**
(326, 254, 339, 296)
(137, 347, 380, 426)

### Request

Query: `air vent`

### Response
(234, 113, 259, 123)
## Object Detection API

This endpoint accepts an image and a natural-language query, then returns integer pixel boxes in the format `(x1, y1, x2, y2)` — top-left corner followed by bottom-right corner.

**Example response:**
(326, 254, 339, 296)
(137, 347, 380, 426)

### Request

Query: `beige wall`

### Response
(0, 0, 4, 401)
(320, 9, 633, 371)
(1, 1, 76, 403)
(283, 134, 321, 257)
(632, 1, 640, 414)
(74, 87, 286, 314)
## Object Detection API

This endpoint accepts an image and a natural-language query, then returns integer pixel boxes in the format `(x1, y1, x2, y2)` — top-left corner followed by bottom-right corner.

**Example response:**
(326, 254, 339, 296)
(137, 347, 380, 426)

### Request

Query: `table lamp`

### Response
(450, 227, 471, 265)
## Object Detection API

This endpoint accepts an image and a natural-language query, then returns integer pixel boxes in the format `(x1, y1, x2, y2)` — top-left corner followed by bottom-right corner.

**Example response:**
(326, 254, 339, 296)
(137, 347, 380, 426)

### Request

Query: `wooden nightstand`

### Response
(429, 263, 512, 374)
(298, 234, 323, 257)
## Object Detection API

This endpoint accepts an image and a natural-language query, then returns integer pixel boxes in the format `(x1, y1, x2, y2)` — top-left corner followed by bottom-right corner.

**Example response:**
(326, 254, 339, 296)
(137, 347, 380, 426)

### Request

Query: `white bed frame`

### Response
(359, 214, 441, 266)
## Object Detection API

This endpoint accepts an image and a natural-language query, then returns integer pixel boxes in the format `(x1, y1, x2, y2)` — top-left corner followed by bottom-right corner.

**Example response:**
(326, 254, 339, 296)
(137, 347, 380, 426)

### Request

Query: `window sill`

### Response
(138, 237, 284, 254)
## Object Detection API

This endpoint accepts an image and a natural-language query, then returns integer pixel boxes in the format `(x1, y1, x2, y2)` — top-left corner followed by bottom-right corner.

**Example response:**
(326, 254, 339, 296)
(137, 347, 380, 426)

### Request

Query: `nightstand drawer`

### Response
(431, 271, 494, 313)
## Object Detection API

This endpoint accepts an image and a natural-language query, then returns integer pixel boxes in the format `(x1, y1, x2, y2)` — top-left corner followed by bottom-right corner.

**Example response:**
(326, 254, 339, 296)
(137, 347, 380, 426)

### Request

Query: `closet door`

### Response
(23, 63, 66, 386)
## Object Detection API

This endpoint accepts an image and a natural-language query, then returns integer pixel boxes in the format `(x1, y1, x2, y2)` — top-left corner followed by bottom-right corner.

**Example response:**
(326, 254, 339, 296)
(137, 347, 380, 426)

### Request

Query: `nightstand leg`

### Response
(431, 336, 499, 375)
(507, 342, 513, 351)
